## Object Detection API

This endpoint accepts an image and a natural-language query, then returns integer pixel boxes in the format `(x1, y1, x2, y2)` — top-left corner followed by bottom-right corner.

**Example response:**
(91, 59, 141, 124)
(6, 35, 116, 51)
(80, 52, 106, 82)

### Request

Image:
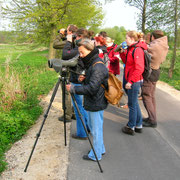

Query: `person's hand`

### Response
(125, 82, 132, 89)
(79, 75, 85, 82)
(66, 84, 71, 91)
(66, 34, 72, 42)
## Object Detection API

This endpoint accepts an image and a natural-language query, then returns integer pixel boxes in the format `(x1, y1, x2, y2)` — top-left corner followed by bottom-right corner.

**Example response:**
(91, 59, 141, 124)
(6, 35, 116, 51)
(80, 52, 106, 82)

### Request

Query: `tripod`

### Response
(24, 70, 103, 173)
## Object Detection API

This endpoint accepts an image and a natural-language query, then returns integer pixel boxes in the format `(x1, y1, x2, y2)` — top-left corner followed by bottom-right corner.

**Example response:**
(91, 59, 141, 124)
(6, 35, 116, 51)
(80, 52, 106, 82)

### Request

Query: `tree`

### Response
(146, 0, 180, 78)
(99, 26, 127, 44)
(1, 0, 104, 59)
(124, 0, 150, 33)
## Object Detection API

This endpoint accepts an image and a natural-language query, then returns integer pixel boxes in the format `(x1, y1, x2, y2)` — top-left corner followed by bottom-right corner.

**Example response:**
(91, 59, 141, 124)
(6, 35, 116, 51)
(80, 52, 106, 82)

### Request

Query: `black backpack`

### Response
(132, 46, 152, 80)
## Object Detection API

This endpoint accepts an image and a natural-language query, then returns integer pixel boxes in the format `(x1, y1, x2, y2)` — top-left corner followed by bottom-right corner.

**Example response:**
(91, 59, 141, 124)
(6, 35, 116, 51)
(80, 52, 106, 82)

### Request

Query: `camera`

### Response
(114, 41, 128, 52)
(48, 54, 79, 74)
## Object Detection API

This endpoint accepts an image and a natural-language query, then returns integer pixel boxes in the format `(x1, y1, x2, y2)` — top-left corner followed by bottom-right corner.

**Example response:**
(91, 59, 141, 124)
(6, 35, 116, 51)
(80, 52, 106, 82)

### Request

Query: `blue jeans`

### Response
(87, 110, 105, 161)
(71, 83, 89, 138)
(127, 81, 143, 129)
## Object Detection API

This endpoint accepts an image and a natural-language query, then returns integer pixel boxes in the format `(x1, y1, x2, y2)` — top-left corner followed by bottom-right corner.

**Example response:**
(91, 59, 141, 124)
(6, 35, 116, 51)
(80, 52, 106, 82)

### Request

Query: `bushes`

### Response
(160, 50, 180, 90)
(0, 44, 58, 174)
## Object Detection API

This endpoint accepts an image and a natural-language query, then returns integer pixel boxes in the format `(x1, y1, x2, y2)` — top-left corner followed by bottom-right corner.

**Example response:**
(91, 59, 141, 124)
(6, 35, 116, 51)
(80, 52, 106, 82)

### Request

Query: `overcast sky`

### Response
(101, 0, 139, 30)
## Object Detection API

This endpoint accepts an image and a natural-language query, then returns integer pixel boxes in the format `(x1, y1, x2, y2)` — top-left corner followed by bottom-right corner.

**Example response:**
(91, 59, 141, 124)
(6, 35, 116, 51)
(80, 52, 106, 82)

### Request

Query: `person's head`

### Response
(99, 31, 107, 38)
(145, 32, 151, 44)
(94, 36, 106, 46)
(106, 37, 114, 47)
(67, 24, 78, 35)
(78, 39, 95, 58)
(126, 31, 143, 46)
(150, 30, 164, 41)
(76, 28, 90, 40)
(88, 30, 95, 40)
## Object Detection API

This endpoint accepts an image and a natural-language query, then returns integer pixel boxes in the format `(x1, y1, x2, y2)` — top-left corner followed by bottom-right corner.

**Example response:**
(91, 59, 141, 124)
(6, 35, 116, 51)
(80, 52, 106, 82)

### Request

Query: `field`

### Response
(160, 50, 180, 90)
(0, 44, 58, 173)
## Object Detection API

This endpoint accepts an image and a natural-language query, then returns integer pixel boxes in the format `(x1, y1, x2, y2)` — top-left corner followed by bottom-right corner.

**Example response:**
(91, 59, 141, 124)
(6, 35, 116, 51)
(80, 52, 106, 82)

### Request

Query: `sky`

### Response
(101, 0, 139, 30)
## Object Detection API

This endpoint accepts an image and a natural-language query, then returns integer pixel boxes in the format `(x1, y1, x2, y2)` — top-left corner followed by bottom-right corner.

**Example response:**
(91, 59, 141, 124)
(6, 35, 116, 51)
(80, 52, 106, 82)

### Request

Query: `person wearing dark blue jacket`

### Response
(66, 39, 109, 161)
(62, 26, 90, 140)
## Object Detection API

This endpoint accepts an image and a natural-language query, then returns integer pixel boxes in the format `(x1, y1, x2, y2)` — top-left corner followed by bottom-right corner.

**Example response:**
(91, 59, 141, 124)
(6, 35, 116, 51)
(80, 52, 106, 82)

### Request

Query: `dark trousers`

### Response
(142, 80, 157, 124)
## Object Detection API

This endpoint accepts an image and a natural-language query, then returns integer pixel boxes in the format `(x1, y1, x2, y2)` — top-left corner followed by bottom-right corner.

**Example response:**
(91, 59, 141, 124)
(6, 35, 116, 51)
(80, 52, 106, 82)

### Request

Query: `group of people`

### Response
(53, 25, 169, 161)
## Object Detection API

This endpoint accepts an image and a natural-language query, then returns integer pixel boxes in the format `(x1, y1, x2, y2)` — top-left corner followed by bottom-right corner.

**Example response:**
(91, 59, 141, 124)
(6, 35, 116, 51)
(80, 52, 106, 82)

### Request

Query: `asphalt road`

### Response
(67, 74, 180, 180)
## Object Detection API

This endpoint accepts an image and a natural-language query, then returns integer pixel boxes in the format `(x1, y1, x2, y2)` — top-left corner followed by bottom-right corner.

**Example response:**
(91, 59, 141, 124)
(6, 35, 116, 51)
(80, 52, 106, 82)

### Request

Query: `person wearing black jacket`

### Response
(62, 26, 90, 140)
(66, 39, 109, 161)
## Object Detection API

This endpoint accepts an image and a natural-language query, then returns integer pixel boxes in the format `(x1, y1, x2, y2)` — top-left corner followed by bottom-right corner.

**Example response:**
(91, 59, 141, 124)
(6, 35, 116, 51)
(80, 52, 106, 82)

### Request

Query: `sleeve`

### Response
(109, 49, 120, 63)
(128, 48, 144, 84)
(62, 41, 79, 60)
(53, 35, 66, 49)
(120, 50, 127, 64)
(74, 64, 107, 95)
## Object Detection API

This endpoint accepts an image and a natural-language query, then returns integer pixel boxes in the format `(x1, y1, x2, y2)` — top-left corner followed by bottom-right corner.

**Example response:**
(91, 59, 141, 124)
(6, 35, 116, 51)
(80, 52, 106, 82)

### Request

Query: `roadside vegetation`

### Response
(0, 44, 58, 173)
(160, 50, 180, 90)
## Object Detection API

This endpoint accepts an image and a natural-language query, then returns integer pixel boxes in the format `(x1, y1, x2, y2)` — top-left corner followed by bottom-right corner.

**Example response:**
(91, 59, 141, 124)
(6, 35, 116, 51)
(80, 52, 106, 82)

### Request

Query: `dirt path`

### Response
(0, 87, 71, 180)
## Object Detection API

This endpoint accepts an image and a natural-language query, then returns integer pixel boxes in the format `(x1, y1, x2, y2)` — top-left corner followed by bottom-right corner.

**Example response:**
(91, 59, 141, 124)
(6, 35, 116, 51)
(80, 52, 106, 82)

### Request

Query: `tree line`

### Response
(1, 0, 180, 77)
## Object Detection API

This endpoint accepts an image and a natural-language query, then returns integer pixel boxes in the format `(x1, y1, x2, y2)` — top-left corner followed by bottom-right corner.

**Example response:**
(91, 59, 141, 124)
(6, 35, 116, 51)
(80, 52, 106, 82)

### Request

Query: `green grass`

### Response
(0, 44, 58, 174)
(160, 50, 180, 90)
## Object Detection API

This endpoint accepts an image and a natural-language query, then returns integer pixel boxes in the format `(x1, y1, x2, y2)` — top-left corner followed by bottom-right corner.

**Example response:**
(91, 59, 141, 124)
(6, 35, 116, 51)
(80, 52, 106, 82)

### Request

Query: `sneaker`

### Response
(71, 134, 88, 140)
(135, 128, 143, 133)
(122, 126, 135, 136)
(58, 116, 72, 123)
(143, 121, 157, 128)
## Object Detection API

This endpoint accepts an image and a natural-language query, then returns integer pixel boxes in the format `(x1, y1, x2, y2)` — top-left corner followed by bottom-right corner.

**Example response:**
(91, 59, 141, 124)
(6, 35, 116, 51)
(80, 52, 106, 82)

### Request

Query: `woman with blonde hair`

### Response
(120, 31, 148, 135)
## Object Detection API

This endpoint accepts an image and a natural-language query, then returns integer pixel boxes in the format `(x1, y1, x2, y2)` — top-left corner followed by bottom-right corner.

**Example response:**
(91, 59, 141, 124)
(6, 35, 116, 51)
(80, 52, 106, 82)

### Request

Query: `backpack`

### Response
(132, 47, 152, 80)
(93, 62, 124, 106)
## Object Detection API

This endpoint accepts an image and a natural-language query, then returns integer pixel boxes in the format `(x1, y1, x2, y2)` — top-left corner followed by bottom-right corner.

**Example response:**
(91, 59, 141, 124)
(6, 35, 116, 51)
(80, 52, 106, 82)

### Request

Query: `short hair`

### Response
(151, 30, 164, 40)
(78, 39, 95, 51)
(68, 24, 78, 33)
(99, 31, 107, 38)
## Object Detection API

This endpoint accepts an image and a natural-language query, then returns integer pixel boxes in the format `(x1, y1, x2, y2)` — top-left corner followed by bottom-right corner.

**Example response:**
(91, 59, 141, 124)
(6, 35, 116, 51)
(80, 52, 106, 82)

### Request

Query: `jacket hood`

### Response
(149, 36, 168, 50)
(133, 41, 148, 50)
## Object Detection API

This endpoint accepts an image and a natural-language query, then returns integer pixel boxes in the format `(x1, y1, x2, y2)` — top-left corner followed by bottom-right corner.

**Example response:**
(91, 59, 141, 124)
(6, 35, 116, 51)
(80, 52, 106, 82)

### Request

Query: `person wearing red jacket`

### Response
(106, 37, 120, 75)
(120, 31, 148, 135)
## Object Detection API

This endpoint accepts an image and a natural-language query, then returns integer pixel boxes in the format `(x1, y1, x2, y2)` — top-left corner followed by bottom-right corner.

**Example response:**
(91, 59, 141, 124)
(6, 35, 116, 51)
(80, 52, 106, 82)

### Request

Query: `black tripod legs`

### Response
(24, 77, 62, 172)
(70, 93, 103, 173)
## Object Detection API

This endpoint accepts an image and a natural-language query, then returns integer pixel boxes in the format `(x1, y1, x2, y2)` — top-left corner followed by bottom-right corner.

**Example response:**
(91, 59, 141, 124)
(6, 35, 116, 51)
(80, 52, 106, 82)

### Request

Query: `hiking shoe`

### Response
(82, 155, 96, 162)
(143, 117, 149, 122)
(122, 126, 135, 136)
(143, 121, 157, 128)
(71, 134, 88, 140)
(58, 116, 72, 123)
(135, 128, 143, 133)
(71, 114, 76, 120)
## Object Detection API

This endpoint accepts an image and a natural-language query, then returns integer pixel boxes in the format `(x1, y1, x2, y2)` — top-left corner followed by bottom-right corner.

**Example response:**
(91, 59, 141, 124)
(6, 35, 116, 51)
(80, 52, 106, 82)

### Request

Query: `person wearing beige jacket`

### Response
(142, 30, 169, 128)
